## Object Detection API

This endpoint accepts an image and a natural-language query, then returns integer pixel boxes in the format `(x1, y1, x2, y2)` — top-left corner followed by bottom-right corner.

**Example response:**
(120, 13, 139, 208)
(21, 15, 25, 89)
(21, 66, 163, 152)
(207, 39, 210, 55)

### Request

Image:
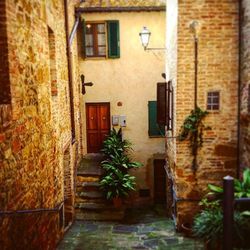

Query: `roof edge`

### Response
(76, 6, 166, 13)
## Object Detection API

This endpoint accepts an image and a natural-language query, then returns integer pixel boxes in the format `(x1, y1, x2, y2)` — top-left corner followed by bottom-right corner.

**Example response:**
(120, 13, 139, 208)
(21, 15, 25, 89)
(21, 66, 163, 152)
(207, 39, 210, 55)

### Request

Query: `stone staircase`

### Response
(75, 154, 125, 221)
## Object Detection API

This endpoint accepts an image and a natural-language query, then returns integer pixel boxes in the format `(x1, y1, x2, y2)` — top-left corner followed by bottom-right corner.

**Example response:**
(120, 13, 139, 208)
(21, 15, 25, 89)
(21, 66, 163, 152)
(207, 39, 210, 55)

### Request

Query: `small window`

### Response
(207, 91, 220, 110)
(148, 101, 165, 137)
(82, 20, 120, 59)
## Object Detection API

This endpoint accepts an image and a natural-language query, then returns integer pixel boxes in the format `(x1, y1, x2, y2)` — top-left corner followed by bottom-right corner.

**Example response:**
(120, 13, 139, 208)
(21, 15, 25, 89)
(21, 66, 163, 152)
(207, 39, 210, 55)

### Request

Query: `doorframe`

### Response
(85, 102, 111, 153)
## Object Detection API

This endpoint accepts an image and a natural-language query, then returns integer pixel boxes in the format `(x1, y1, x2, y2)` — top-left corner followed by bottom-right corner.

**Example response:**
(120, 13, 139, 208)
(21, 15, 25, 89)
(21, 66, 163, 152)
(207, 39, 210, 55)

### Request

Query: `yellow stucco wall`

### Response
(79, 11, 166, 192)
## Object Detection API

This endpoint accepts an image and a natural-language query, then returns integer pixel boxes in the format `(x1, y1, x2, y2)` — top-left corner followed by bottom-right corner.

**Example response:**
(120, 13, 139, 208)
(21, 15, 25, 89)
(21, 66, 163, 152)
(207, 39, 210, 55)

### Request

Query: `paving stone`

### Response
(83, 224, 98, 232)
(164, 237, 179, 245)
(57, 207, 204, 250)
(113, 225, 139, 233)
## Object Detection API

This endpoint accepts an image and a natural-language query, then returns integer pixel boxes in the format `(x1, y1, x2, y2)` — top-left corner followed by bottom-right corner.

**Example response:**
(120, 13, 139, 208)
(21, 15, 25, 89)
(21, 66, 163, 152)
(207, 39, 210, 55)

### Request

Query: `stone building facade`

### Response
(0, 0, 82, 248)
(240, 0, 250, 171)
(166, 0, 239, 228)
(78, 0, 166, 204)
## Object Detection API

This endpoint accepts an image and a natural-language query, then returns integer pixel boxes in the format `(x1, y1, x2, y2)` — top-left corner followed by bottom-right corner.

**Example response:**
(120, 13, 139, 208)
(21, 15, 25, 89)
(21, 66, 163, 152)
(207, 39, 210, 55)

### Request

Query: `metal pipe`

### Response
(64, 0, 76, 143)
(223, 176, 234, 250)
(237, 0, 242, 179)
(0, 201, 64, 215)
(194, 37, 198, 109)
(69, 12, 80, 46)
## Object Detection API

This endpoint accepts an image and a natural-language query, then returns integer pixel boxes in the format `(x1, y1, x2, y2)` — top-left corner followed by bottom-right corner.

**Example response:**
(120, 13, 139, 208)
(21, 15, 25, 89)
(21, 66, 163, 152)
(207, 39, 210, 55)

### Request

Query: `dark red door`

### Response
(86, 103, 110, 153)
(154, 159, 166, 204)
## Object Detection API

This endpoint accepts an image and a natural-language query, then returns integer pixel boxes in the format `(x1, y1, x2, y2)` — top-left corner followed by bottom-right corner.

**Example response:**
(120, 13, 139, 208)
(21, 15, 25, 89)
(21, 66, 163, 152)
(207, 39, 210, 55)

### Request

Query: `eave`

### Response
(76, 6, 166, 13)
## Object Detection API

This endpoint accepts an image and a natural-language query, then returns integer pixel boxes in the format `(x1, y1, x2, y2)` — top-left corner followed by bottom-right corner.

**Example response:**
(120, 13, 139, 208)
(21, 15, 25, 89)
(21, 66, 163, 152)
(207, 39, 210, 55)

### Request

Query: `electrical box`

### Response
(120, 115, 126, 127)
(112, 115, 119, 126)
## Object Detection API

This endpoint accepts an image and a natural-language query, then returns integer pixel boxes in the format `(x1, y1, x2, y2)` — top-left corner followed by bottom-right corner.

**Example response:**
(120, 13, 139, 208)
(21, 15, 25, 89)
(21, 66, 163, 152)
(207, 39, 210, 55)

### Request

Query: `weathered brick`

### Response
(166, 0, 239, 228)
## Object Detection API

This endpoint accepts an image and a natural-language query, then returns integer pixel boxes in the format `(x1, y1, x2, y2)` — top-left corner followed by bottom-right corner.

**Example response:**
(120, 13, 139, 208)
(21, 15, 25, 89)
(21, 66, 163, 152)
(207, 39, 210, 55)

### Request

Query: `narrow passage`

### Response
(58, 207, 203, 250)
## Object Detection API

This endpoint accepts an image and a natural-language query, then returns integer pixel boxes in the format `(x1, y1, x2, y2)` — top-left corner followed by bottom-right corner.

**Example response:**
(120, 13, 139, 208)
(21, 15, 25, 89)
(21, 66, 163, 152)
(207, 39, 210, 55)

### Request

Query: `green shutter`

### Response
(82, 19, 86, 58)
(107, 20, 120, 58)
(148, 101, 165, 137)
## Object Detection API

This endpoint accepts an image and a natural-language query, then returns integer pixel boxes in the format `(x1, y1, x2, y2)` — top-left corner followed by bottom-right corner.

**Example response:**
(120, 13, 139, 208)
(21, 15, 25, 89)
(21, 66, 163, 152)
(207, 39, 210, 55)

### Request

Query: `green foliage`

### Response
(193, 169, 250, 247)
(99, 128, 142, 200)
(207, 168, 250, 199)
(99, 171, 136, 199)
(234, 168, 250, 198)
(193, 202, 249, 246)
(178, 107, 209, 149)
(178, 107, 209, 170)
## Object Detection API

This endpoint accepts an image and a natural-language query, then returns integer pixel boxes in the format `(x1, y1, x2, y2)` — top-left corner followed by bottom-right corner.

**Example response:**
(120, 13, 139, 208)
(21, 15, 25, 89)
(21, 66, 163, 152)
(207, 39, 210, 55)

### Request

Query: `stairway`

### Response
(75, 154, 125, 221)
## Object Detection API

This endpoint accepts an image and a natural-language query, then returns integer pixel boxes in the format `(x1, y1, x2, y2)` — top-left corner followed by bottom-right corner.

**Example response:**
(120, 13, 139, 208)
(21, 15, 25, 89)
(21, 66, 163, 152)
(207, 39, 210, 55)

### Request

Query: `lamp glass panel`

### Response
(140, 33, 150, 47)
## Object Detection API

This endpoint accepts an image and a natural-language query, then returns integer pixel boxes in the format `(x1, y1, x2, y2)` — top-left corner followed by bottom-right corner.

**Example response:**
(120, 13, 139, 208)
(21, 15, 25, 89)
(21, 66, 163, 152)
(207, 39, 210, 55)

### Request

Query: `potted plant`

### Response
(99, 128, 142, 207)
(192, 169, 250, 249)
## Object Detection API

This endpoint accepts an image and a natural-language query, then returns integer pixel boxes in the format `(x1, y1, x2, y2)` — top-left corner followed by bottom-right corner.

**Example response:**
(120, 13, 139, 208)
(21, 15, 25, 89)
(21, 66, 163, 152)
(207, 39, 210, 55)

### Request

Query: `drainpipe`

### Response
(237, 0, 242, 179)
(64, 0, 76, 143)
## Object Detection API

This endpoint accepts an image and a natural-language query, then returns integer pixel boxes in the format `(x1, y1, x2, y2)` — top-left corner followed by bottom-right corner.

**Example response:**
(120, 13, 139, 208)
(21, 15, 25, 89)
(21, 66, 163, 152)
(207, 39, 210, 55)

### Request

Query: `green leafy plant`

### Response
(178, 107, 209, 171)
(99, 170, 136, 199)
(193, 170, 250, 247)
(207, 168, 250, 198)
(193, 200, 250, 247)
(99, 128, 142, 200)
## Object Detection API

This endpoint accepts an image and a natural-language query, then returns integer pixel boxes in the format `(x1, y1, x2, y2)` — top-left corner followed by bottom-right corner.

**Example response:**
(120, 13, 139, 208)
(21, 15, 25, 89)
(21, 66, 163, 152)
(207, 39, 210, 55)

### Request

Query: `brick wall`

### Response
(166, 0, 239, 228)
(240, 0, 250, 170)
(0, 0, 82, 248)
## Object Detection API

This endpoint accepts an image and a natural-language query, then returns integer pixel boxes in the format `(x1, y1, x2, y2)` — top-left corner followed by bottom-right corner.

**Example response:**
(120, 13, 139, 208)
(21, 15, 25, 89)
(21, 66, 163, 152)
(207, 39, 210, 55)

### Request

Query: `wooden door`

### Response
(86, 103, 110, 153)
(154, 159, 166, 204)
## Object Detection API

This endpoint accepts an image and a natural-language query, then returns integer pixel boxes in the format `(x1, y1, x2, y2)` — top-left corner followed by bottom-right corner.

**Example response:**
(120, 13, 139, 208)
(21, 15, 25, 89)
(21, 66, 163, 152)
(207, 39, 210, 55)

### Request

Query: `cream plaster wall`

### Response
(79, 11, 166, 190)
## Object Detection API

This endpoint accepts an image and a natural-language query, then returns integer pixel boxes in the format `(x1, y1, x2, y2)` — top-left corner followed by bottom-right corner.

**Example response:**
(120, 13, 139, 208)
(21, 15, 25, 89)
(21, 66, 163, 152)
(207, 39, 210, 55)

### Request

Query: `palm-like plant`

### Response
(99, 128, 142, 200)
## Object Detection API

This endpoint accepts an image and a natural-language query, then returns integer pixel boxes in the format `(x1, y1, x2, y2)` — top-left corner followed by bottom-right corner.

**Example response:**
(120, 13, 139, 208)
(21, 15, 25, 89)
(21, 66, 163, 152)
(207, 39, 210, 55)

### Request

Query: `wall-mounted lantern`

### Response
(139, 26, 166, 51)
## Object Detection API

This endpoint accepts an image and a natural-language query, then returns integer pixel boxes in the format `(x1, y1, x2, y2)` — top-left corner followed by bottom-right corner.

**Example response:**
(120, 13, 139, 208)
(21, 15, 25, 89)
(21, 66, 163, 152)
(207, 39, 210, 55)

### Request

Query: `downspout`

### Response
(64, 0, 76, 143)
(237, 0, 242, 179)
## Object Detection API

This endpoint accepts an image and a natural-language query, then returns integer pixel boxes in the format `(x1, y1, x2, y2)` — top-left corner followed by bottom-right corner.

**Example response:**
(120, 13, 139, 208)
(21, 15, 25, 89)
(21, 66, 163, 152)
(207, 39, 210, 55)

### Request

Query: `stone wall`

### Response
(0, 0, 82, 248)
(166, 0, 239, 228)
(240, 0, 250, 170)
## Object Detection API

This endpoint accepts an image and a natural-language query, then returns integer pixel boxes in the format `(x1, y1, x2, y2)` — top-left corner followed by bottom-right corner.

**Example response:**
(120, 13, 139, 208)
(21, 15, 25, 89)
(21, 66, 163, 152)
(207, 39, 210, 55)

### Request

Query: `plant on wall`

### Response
(99, 128, 142, 203)
(178, 106, 209, 171)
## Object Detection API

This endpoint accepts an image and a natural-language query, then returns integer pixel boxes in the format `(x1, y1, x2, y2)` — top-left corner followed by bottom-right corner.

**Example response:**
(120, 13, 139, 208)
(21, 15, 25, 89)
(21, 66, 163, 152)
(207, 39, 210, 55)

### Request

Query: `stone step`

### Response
(76, 176, 100, 183)
(76, 191, 104, 199)
(75, 202, 112, 210)
(77, 169, 103, 178)
(75, 197, 106, 204)
(75, 209, 125, 221)
(76, 181, 100, 192)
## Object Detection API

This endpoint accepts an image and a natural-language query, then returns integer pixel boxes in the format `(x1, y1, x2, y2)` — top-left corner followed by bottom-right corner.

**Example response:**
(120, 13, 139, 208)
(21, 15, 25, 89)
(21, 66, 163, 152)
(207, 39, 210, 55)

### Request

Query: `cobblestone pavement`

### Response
(57, 207, 204, 250)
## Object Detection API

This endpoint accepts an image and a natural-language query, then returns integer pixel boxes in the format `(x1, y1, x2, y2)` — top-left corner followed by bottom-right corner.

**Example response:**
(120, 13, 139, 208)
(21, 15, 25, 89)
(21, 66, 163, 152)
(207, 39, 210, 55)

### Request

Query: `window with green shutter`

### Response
(82, 20, 120, 59)
(107, 20, 120, 58)
(148, 101, 165, 137)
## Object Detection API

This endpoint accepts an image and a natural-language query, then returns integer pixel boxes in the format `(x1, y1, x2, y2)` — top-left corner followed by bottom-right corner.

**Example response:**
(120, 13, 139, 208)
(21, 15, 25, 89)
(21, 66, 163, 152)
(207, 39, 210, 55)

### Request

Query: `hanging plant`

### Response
(178, 107, 210, 170)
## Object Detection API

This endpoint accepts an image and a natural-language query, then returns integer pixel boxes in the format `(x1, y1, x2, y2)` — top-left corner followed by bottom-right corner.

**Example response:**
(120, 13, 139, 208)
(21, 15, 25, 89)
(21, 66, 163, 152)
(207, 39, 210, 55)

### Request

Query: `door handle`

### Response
(91, 117, 94, 120)
(102, 117, 106, 120)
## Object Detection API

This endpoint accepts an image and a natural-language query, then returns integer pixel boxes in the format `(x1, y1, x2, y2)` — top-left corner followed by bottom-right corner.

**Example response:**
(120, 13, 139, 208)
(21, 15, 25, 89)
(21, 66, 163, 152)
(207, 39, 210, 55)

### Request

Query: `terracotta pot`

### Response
(113, 196, 122, 208)
(181, 223, 193, 237)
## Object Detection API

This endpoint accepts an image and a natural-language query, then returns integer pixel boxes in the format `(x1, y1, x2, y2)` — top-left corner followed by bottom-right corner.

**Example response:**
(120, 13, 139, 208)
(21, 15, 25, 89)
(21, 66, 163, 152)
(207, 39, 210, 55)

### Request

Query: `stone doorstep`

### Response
(75, 202, 115, 210)
(75, 210, 125, 221)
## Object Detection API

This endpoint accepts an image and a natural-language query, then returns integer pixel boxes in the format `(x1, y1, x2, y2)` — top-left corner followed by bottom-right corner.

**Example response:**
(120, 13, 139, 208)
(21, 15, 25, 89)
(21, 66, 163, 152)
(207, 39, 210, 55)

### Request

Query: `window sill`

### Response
(149, 135, 165, 138)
